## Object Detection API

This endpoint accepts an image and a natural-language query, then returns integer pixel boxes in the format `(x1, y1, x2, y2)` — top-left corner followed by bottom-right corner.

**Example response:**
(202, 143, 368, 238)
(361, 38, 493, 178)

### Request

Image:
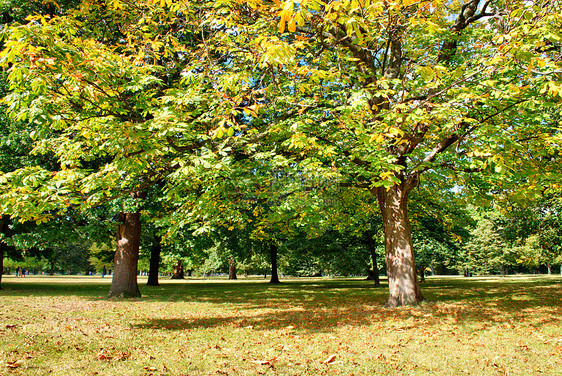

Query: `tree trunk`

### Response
(171, 261, 185, 279)
(547, 264, 552, 275)
(108, 211, 142, 298)
(0, 236, 4, 290)
(375, 183, 423, 307)
(366, 232, 381, 287)
(269, 243, 280, 284)
(0, 215, 7, 290)
(418, 267, 426, 283)
(146, 235, 161, 286)
(229, 257, 237, 280)
(50, 258, 55, 275)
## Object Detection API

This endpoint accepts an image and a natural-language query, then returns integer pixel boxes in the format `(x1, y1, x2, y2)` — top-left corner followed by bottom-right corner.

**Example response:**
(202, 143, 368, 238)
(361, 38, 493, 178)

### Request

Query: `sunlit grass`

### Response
(1, 275, 561, 375)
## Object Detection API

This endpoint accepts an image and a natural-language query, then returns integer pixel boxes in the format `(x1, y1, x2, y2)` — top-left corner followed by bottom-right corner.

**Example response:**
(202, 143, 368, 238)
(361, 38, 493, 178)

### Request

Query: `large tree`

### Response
(0, 0, 260, 297)
(212, 0, 562, 306)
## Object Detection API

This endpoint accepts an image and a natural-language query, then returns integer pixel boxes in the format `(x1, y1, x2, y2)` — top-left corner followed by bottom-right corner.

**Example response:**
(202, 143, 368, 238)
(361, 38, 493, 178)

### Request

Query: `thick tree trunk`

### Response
(375, 184, 423, 307)
(269, 243, 280, 284)
(547, 264, 552, 275)
(229, 257, 237, 280)
(108, 211, 142, 298)
(146, 235, 161, 286)
(366, 233, 381, 288)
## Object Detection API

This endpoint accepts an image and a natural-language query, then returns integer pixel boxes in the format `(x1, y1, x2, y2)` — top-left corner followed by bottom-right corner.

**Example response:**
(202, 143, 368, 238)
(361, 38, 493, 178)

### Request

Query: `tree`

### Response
(146, 234, 162, 286)
(88, 241, 114, 275)
(502, 193, 562, 274)
(210, 0, 562, 306)
(0, 0, 83, 293)
(0, 215, 9, 287)
(461, 209, 519, 275)
(0, 0, 260, 297)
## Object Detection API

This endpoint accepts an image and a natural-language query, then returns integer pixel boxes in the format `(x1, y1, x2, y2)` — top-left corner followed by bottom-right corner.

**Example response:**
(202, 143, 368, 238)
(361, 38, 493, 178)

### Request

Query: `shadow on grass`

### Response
(3, 276, 562, 333)
(132, 276, 562, 333)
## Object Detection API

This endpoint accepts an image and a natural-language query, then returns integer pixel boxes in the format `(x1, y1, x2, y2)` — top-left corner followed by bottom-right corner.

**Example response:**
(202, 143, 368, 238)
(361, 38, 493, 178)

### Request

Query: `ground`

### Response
(1, 275, 561, 375)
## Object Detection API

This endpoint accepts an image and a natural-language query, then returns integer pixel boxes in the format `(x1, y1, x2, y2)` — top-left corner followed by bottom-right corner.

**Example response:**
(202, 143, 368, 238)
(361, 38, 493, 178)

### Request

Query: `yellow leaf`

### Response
(288, 17, 297, 32)
(278, 18, 286, 33)
(536, 58, 546, 68)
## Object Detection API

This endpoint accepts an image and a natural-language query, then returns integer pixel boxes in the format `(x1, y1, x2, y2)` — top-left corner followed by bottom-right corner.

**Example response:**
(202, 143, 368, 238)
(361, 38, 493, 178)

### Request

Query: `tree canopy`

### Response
(0, 0, 561, 305)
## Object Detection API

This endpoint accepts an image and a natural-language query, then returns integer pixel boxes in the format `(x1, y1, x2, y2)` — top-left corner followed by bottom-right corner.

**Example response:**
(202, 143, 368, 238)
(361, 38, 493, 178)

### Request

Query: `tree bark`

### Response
(366, 232, 381, 288)
(375, 183, 423, 307)
(107, 211, 142, 298)
(146, 235, 161, 286)
(547, 264, 552, 275)
(269, 243, 280, 284)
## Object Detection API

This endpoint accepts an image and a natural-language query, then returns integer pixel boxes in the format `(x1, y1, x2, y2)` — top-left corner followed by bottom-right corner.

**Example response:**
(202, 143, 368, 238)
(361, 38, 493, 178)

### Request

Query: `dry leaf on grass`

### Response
(251, 360, 270, 365)
(6, 361, 21, 369)
(95, 349, 131, 361)
(323, 355, 337, 364)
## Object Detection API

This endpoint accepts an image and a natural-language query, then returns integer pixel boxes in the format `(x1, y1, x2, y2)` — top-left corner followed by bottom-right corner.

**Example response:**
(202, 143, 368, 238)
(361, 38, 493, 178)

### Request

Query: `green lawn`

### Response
(1, 275, 561, 375)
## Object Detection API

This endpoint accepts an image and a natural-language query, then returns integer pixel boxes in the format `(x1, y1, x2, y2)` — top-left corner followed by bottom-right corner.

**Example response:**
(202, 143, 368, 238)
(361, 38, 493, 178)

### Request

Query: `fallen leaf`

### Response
(6, 361, 21, 369)
(323, 355, 337, 364)
(113, 352, 131, 361)
(95, 349, 131, 361)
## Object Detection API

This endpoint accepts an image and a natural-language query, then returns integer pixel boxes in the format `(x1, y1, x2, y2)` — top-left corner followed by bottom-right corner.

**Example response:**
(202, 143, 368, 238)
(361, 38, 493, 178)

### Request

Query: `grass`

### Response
(1, 275, 562, 375)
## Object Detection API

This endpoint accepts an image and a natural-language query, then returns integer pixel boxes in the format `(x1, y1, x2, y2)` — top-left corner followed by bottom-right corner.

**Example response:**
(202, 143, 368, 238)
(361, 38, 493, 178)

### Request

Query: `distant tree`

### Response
(460, 210, 518, 276)
(502, 194, 562, 274)
(88, 241, 114, 275)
